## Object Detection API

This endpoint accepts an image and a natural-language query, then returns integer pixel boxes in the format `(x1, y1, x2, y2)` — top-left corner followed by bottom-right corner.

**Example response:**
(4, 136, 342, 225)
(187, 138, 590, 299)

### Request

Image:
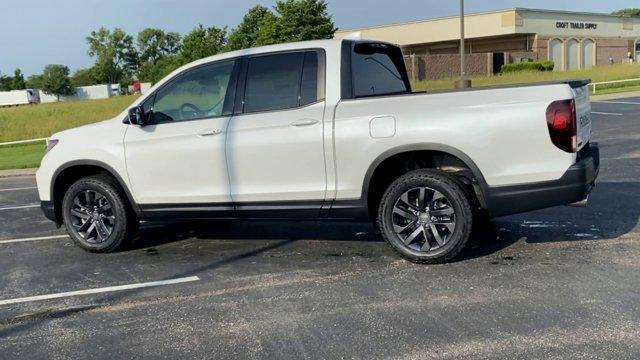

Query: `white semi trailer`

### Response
(40, 85, 113, 103)
(0, 89, 39, 107)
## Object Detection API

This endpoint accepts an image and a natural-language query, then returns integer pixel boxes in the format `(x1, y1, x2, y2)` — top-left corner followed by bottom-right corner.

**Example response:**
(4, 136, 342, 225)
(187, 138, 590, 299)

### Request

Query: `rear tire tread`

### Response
(377, 169, 473, 264)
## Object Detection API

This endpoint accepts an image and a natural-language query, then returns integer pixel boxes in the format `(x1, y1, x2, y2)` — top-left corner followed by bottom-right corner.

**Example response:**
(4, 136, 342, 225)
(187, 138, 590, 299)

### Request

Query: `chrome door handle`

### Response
(290, 119, 319, 127)
(197, 128, 222, 136)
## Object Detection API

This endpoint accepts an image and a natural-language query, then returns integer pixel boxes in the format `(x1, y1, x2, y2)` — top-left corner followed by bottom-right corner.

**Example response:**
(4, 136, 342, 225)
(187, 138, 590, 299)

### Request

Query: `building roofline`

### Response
(514, 7, 634, 19)
(335, 7, 633, 34)
(335, 8, 516, 33)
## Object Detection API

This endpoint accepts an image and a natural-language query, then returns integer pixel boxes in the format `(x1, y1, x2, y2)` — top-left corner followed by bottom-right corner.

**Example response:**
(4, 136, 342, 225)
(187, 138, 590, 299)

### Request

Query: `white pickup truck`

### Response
(36, 39, 599, 263)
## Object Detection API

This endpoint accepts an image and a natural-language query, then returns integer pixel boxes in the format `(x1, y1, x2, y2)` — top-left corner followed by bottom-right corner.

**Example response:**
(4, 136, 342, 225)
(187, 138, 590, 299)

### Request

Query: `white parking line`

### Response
(0, 204, 39, 211)
(0, 276, 201, 306)
(591, 112, 623, 116)
(0, 235, 68, 245)
(594, 101, 640, 105)
(0, 187, 37, 192)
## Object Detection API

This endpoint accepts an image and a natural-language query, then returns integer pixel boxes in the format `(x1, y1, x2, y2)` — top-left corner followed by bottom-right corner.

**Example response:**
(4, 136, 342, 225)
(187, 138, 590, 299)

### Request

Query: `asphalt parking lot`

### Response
(1, 96, 639, 359)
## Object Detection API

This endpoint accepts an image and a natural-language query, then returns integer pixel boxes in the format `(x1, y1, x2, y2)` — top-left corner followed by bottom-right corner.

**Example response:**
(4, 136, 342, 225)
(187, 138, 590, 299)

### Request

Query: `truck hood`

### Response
(50, 117, 122, 143)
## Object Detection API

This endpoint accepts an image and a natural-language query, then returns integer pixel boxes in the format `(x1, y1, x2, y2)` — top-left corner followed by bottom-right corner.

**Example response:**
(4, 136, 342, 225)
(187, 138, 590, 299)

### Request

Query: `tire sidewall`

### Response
(62, 177, 128, 252)
(378, 170, 472, 263)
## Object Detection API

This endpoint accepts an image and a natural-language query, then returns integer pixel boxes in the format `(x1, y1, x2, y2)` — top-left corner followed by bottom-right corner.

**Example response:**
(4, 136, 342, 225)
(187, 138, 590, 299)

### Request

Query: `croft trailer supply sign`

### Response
(556, 21, 598, 30)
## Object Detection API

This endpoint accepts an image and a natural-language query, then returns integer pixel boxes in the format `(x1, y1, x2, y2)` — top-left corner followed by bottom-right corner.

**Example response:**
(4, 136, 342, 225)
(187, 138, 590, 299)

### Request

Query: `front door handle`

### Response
(197, 128, 222, 136)
(290, 119, 319, 127)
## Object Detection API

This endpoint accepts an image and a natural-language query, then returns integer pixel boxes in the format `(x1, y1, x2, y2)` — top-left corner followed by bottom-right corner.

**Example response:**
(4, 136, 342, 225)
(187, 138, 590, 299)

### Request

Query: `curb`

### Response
(0, 168, 38, 178)
(591, 90, 640, 101)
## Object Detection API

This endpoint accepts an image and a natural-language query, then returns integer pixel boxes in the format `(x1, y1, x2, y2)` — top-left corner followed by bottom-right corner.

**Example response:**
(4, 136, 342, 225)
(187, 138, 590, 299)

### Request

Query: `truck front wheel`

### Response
(61, 174, 138, 253)
(377, 169, 473, 264)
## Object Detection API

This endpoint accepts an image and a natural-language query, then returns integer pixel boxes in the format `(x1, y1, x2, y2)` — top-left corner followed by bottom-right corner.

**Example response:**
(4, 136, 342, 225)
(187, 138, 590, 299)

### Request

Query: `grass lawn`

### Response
(0, 143, 45, 170)
(412, 63, 640, 92)
(0, 95, 139, 143)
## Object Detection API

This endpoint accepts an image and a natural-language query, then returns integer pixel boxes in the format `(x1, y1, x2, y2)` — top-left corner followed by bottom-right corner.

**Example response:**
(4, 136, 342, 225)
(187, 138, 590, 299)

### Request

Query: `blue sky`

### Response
(1, 0, 638, 75)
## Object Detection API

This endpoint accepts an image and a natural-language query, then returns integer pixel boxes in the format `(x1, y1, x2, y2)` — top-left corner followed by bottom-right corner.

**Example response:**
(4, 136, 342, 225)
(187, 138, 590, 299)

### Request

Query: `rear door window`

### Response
(351, 43, 411, 98)
(242, 51, 321, 113)
(243, 52, 304, 113)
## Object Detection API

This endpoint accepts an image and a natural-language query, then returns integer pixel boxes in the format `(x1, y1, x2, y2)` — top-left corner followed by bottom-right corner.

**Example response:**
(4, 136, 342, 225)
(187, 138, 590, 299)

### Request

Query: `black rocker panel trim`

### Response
(139, 200, 324, 220)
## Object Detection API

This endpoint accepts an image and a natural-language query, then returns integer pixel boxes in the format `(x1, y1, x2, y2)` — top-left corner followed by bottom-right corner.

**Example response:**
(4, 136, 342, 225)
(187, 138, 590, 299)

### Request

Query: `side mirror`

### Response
(128, 106, 148, 126)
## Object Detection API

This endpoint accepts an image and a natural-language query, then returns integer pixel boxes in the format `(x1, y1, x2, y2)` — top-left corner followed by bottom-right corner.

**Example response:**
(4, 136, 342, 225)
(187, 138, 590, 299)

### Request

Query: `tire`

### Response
(61, 174, 138, 253)
(377, 169, 473, 264)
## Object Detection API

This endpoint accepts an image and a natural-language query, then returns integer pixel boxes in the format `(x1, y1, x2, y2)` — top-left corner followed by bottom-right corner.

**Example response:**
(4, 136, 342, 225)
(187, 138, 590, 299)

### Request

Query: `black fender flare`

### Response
(50, 160, 143, 219)
(360, 143, 489, 209)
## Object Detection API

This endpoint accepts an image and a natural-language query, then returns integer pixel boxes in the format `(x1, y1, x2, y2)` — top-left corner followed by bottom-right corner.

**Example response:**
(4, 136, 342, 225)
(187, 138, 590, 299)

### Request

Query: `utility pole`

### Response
(455, 0, 472, 88)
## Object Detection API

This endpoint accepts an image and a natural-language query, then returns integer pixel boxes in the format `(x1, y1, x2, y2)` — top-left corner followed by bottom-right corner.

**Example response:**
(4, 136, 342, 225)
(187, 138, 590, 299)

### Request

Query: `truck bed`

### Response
(421, 79, 591, 95)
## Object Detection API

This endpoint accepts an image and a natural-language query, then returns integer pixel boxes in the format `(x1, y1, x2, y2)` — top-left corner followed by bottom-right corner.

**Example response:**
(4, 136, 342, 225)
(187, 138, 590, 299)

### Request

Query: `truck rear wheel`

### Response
(377, 169, 473, 264)
(61, 174, 138, 253)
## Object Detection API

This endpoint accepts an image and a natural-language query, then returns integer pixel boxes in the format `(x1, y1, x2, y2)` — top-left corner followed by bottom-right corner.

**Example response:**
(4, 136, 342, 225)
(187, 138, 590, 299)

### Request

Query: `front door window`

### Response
(149, 60, 234, 123)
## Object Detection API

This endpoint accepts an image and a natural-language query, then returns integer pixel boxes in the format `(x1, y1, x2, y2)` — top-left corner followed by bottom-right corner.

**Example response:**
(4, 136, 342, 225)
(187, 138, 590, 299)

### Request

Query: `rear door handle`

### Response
(290, 119, 319, 127)
(197, 128, 222, 136)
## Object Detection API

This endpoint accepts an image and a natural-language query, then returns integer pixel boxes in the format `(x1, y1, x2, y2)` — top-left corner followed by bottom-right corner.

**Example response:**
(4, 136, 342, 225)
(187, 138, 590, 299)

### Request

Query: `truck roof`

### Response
(141, 39, 348, 99)
(176, 39, 343, 74)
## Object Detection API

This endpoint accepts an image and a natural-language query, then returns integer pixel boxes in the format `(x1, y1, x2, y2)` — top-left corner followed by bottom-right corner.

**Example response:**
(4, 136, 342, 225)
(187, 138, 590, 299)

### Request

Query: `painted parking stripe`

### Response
(0, 187, 37, 192)
(0, 235, 68, 245)
(594, 101, 640, 105)
(0, 204, 39, 211)
(0, 276, 200, 306)
(591, 112, 623, 116)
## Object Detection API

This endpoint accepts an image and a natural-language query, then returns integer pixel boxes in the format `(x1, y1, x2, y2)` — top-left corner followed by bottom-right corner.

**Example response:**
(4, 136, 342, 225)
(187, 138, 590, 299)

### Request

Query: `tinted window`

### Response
(150, 60, 234, 123)
(300, 52, 318, 106)
(243, 53, 304, 113)
(352, 43, 410, 97)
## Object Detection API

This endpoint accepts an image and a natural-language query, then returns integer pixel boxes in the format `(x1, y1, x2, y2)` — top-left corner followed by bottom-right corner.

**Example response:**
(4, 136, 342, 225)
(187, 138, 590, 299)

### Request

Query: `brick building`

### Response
(334, 8, 640, 80)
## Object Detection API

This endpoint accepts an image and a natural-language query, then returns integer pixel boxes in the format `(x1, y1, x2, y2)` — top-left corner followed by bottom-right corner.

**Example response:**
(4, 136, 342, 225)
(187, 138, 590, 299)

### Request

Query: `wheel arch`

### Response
(50, 160, 141, 224)
(361, 144, 489, 218)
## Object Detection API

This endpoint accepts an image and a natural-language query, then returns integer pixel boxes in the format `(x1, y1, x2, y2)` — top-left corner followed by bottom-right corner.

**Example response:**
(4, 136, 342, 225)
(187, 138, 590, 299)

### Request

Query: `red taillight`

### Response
(546, 99, 577, 153)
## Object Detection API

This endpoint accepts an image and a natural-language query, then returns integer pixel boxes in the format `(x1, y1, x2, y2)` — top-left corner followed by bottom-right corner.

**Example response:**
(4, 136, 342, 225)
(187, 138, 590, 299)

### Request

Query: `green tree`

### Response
(225, 6, 276, 51)
(137, 28, 182, 64)
(255, 0, 336, 46)
(86, 27, 138, 84)
(0, 74, 12, 91)
(180, 25, 227, 63)
(71, 68, 98, 87)
(41, 64, 74, 101)
(612, 8, 640, 17)
(138, 55, 183, 84)
(25, 74, 44, 89)
(12, 69, 26, 90)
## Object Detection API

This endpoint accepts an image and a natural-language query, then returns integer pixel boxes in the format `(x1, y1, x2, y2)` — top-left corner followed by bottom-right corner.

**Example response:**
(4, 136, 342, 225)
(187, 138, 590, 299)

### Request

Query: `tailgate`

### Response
(570, 82, 592, 150)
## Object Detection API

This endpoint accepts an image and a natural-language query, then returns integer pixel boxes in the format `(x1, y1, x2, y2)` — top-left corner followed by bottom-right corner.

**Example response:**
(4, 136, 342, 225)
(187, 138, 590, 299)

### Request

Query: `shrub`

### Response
(501, 60, 555, 73)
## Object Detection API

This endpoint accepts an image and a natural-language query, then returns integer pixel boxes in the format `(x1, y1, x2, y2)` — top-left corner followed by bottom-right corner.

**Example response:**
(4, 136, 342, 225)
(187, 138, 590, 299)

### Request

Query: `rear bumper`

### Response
(486, 143, 600, 218)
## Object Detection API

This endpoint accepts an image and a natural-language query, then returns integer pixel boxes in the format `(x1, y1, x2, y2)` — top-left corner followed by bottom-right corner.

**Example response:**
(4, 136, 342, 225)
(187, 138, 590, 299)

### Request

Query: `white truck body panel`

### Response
(226, 101, 328, 203)
(36, 39, 594, 219)
(124, 116, 232, 204)
(0, 90, 31, 106)
(36, 119, 128, 201)
(333, 84, 577, 199)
